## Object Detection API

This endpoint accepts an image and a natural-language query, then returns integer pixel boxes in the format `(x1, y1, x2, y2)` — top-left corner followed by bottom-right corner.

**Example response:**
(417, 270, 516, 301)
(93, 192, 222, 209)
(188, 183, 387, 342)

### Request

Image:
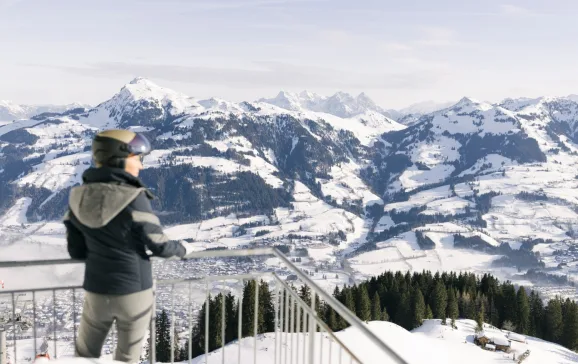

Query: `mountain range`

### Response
(2, 77, 578, 303)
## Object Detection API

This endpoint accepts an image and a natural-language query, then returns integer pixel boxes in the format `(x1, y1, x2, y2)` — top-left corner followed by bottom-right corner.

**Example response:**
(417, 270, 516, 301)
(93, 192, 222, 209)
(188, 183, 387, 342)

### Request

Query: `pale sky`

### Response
(1, 0, 577, 109)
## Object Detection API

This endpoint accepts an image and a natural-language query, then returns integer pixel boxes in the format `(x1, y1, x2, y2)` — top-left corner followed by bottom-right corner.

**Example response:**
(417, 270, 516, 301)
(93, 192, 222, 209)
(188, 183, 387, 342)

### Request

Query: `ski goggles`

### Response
(126, 132, 152, 157)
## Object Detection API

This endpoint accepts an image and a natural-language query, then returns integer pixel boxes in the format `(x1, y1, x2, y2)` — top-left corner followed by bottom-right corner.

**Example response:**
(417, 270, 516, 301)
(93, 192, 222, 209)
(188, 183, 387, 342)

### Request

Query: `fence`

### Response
(0, 248, 410, 364)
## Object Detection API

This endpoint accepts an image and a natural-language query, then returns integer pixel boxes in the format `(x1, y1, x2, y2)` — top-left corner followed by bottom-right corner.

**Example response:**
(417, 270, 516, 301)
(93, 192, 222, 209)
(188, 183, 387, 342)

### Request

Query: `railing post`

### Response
(33, 291, 37, 357)
(150, 280, 157, 364)
(10, 293, 16, 364)
(308, 293, 316, 364)
(170, 284, 175, 364)
(0, 327, 6, 364)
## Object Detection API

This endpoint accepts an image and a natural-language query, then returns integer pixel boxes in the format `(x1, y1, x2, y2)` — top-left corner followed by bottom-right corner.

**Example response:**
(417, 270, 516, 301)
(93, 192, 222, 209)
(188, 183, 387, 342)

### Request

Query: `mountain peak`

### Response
(259, 89, 389, 118)
(456, 96, 479, 105)
(128, 76, 153, 85)
(356, 92, 378, 108)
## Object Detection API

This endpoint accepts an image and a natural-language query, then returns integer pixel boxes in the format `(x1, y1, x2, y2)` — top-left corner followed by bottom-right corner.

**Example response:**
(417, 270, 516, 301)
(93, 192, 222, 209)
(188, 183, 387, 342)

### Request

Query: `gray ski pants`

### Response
(75, 288, 153, 363)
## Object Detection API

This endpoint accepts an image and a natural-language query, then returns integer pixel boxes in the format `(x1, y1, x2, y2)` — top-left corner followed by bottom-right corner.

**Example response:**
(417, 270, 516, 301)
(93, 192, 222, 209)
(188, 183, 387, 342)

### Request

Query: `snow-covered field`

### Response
(350, 230, 504, 280)
(10, 319, 578, 364)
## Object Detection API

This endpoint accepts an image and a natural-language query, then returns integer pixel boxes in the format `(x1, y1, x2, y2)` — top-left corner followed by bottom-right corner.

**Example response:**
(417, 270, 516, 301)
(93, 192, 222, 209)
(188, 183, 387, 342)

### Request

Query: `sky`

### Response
(0, 0, 577, 109)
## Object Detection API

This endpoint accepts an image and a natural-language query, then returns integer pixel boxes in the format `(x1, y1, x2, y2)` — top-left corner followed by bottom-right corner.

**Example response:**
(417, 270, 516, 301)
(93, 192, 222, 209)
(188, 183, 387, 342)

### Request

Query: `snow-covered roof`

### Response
(507, 332, 526, 342)
(475, 331, 488, 339)
(485, 344, 496, 350)
(491, 336, 511, 346)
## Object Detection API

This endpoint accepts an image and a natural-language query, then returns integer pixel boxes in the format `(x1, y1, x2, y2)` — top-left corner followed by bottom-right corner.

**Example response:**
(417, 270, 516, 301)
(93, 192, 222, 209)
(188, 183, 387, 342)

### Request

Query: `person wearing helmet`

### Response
(62, 129, 192, 363)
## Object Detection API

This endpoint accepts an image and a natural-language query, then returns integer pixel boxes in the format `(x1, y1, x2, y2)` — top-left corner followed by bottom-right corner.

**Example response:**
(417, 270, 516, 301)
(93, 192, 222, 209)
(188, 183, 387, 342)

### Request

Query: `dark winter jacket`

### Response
(63, 166, 186, 295)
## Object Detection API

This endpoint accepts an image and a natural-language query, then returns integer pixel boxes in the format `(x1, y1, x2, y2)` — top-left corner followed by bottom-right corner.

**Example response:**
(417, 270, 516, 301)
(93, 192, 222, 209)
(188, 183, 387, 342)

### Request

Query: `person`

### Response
(63, 129, 193, 363)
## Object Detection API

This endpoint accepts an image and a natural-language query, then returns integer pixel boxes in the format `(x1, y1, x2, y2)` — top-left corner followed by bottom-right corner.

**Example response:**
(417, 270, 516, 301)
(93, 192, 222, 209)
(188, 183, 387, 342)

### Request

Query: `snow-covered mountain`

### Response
(0, 100, 90, 121)
(259, 90, 399, 120)
(2, 79, 578, 303)
(398, 100, 456, 115)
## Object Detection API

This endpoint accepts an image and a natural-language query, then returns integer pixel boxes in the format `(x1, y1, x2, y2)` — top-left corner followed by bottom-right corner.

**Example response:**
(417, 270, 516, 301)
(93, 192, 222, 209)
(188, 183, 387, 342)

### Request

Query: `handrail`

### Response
(272, 272, 363, 363)
(0, 247, 275, 268)
(271, 249, 410, 364)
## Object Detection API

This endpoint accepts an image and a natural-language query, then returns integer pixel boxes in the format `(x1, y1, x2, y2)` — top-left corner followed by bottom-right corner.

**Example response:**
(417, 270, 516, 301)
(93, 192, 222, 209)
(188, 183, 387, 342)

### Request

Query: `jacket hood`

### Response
(69, 167, 151, 228)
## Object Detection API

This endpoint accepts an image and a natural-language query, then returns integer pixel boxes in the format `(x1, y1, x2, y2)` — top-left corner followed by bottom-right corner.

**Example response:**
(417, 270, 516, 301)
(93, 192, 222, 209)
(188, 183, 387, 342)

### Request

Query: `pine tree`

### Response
(155, 310, 171, 362)
(241, 280, 257, 337)
(411, 286, 425, 329)
(545, 297, 563, 344)
(562, 300, 578, 350)
(259, 280, 275, 333)
(209, 293, 224, 350)
(446, 287, 459, 329)
(502, 320, 516, 332)
(225, 292, 238, 344)
(333, 287, 346, 330)
(475, 300, 485, 333)
(344, 287, 356, 315)
(459, 291, 474, 320)
(425, 305, 433, 320)
(529, 291, 544, 337)
(190, 298, 208, 357)
(356, 285, 371, 322)
(299, 284, 312, 305)
(326, 305, 337, 330)
(430, 280, 447, 324)
(489, 298, 500, 328)
(381, 307, 390, 322)
(500, 283, 517, 327)
(172, 326, 183, 361)
(396, 292, 411, 329)
(371, 292, 382, 321)
(314, 294, 324, 332)
(516, 286, 530, 335)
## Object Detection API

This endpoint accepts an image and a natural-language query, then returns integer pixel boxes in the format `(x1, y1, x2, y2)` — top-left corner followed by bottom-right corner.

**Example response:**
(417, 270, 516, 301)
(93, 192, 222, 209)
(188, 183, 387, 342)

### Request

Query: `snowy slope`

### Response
(15, 319, 578, 364)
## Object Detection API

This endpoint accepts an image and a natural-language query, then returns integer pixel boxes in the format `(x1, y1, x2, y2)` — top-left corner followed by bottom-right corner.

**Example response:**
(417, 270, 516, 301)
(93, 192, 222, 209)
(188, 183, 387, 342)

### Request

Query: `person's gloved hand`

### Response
(181, 240, 197, 259)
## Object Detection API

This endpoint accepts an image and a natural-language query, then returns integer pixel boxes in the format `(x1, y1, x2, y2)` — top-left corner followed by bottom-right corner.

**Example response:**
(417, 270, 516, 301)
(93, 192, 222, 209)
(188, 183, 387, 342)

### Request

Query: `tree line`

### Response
(146, 270, 578, 361)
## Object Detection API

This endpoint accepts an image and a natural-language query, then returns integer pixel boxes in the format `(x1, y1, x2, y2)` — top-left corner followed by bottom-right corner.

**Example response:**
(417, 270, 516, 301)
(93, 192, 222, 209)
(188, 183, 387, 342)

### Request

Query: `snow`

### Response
(0, 100, 89, 121)
(420, 196, 474, 216)
(0, 119, 45, 137)
(385, 185, 451, 213)
(431, 98, 520, 137)
(508, 332, 527, 343)
(16, 153, 92, 191)
(319, 162, 383, 207)
(374, 215, 395, 233)
(0, 197, 31, 227)
(205, 136, 254, 154)
(143, 151, 284, 189)
(257, 90, 405, 146)
(458, 154, 516, 177)
(484, 195, 574, 244)
(18, 319, 578, 364)
(410, 136, 461, 166)
(351, 228, 502, 279)
(398, 164, 455, 191)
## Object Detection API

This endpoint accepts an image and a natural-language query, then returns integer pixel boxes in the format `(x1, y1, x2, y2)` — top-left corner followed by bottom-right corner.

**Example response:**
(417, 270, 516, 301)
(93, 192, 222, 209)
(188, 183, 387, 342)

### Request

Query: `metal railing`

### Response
(0, 248, 410, 364)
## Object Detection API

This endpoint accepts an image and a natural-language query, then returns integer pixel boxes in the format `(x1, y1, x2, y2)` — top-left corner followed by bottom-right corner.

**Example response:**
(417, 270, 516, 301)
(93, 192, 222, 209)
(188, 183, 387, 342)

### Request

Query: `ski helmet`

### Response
(91, 129, 152, 168)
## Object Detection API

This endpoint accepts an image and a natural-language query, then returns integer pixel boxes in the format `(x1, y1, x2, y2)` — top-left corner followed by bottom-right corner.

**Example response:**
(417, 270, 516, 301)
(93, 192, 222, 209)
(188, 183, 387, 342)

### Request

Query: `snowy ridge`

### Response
(258, 89, 399, 120)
